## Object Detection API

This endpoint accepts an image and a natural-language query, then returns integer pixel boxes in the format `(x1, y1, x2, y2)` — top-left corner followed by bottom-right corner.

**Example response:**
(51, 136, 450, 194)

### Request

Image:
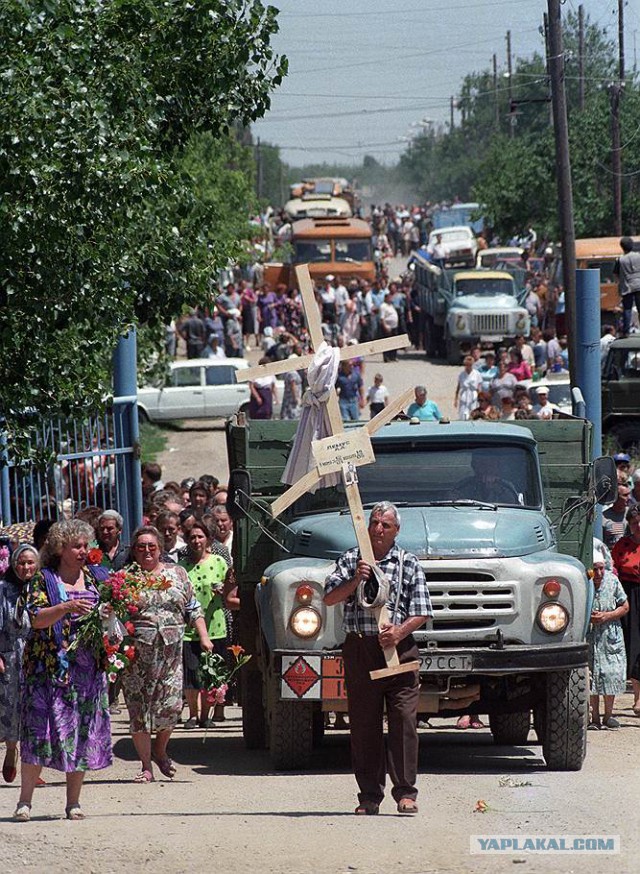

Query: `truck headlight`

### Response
(454, 314, 467, 333)
(290, 607, 322, 639)
(515, 314, 528, 331)
(537, 602, 569, 633)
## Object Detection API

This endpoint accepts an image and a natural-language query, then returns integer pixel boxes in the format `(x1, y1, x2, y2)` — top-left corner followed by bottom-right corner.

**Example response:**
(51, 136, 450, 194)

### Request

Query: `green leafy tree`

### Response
(0, 0, 286, 452)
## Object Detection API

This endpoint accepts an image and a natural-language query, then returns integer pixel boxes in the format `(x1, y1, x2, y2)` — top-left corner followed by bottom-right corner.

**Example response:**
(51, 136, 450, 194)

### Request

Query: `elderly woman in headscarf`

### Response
(587, 545, 629, 731)
(0, 544, 39, 784)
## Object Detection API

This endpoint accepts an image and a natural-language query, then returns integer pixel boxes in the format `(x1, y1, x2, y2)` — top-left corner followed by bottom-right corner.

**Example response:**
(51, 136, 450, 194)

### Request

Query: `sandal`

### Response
(13, 802, 31, 822)
(65, 804, 85, 820)
(397, 798, 419, 814)
(456, 715, 471, 730)
(151, 755, 176, 778)
(134, 769, 155, 784)
(355, 801, 379, 815)
(183, 717, 198, 730)
(3, 751, 17, 784)
(469, 718, 486, 729)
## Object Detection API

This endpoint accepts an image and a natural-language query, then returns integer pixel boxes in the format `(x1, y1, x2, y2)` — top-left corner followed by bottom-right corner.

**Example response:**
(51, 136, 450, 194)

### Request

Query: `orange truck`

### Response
(265, 216, 375, 289)
(552, 237, 640, 324)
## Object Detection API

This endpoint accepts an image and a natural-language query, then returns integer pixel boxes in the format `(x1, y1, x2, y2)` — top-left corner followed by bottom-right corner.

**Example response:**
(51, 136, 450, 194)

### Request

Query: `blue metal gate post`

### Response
(575, 268, 602, 541)
(0, 431, 11, 526)
(575, 269, 602, 459)
(113, 330, 143, 542)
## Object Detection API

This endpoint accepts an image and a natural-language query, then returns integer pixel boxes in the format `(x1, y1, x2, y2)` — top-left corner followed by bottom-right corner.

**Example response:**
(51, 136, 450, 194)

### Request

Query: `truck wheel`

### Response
(489, 711, 531, 746)
(242, 669, 266, 750)
(268, 672, 313, 770)
(425, 316, 437, 358)
(541, 667, 588, 771)
(609, 422, 640, 457)
(446, 336, 459, 366)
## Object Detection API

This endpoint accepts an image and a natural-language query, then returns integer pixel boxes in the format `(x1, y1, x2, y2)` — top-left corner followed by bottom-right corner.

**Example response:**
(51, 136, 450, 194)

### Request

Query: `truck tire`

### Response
(268, 672, 314, 770)
(446, 335, 460, 366)
(242, 669, 266, 750)
(609, 422, 640, 457)
(541, 667, 588, 771)
(489, 711, 531, 746)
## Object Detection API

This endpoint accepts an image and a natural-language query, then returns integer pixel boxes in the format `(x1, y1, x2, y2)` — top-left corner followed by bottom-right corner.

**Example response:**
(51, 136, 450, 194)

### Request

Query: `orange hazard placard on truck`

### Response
(280, 653, 346, 700)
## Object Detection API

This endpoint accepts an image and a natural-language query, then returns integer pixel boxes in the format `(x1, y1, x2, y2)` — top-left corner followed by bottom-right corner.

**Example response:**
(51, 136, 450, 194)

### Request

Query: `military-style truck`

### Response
(602, 336, 640, 454)
(411, 255, 530, 363)
(226, 417, 616, 772)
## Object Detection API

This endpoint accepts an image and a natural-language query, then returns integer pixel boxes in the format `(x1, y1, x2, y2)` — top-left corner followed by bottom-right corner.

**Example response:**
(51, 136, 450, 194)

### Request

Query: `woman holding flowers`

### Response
(179, 520, 228, 728)
(14, 521, 112, 822)
(0, 545, 38, 785)
(121, 526, 213, 783)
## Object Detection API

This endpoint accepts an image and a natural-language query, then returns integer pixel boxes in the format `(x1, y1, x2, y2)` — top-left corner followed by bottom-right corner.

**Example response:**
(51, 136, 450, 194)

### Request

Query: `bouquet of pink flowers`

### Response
(198, 645, 252, 707)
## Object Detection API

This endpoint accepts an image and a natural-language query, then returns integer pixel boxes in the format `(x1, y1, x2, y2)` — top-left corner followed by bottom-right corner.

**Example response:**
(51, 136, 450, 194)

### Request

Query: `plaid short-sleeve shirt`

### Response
(324, 542, 432, 636)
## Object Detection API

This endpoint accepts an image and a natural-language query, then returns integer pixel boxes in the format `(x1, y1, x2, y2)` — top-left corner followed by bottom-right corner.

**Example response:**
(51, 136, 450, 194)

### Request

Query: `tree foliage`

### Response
(397, 10, 640, 240)
(0, 0, 286, 451)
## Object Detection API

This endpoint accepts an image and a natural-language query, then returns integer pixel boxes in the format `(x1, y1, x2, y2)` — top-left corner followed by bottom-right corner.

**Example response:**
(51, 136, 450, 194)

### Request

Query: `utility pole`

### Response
(450, 95, 455, 130)
(493, 54, 499, 129)
(578, 4, 585, 111)
(255, 137, 263, 202)
(609, 0, 625, 235)
(547, 0, 578, 381)
(507, 30, 514, 137)
(543, 12, 554, 125)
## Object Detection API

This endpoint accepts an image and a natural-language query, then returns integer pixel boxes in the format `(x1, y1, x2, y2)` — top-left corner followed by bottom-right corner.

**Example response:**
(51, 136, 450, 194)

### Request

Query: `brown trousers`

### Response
(342, 632, 420, 805)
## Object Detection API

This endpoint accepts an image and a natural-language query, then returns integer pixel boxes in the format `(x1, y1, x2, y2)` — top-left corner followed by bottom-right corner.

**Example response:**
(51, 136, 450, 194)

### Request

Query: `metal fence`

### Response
(1, 398, 141, 541)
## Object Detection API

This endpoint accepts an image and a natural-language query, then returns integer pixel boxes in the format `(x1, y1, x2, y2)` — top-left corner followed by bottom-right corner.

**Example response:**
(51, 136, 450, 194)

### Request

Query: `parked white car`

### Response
(428, 226, 478, 267)
(137, 358, 280, 422)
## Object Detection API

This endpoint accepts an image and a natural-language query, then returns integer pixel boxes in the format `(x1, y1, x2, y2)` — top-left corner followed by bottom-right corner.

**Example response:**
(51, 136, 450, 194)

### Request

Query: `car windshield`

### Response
(294, 240, 331, 262)
(334, 239, 371, 262)
(352, 443, 542, 509)
(454, 278, 514, 297)
(528, 383, 571, 407)
(434, 230, 472, 243)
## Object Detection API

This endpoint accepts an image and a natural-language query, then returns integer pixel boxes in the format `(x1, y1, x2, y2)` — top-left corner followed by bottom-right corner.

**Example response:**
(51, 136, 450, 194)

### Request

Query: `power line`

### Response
(282, 0, 532, 18)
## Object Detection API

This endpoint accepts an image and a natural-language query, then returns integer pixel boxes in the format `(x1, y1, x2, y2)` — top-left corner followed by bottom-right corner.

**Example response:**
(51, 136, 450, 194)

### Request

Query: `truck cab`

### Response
(227, 417, 615, 772)
(602, 336, 640, 453)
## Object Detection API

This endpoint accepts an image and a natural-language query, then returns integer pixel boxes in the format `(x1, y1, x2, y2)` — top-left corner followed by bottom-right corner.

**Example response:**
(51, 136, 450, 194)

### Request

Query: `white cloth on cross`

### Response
(281, 341, 341, 491)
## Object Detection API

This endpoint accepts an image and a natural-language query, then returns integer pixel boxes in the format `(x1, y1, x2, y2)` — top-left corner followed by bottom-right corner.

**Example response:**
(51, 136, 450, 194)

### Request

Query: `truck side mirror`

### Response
(592, 456, 618, 506)
(228, 468, 252, 522)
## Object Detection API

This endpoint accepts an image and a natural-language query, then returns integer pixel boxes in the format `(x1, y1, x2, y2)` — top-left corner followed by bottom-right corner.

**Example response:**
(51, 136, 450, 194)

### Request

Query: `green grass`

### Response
(139, 421, 169, 463)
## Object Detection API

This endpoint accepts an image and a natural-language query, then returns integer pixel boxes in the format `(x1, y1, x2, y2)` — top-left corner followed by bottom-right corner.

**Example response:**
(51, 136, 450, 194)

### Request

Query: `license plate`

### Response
(420, 654, 473, 672)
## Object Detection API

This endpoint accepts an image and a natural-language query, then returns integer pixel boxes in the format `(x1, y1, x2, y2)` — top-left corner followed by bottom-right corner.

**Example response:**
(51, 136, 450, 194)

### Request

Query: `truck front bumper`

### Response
(275, 642, 588, 701)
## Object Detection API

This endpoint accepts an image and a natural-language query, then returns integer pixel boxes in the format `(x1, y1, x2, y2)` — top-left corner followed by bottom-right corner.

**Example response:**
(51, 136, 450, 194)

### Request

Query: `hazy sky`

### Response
(252, 0, 639, 167)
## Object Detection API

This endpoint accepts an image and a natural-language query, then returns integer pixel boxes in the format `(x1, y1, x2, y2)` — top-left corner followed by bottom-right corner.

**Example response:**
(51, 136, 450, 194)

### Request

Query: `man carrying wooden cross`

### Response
(324, 501, 432, 816)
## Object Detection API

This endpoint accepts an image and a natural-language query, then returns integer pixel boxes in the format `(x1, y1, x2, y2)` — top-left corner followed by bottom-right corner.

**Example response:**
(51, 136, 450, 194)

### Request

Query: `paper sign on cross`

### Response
(235, 264, 420, 680)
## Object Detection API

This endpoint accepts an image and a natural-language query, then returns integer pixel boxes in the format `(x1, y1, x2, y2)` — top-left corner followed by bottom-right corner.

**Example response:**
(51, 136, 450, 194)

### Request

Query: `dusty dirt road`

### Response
(0, 697, 637, 874)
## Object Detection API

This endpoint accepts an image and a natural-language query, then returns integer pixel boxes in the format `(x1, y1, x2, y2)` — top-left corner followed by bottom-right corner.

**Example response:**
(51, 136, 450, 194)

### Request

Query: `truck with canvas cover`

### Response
(226, 416, 616, 771)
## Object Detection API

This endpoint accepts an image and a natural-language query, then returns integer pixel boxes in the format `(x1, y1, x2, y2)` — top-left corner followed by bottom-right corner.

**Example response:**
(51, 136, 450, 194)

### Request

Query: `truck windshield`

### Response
(294, 240, 331, 263)
(454, 278, 514, 297)
(334, 239, 372, 262)
(355, 443, 542, 509)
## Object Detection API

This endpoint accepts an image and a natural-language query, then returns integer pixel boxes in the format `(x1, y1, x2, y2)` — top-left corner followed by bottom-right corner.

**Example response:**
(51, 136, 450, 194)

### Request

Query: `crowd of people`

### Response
(0, 463, 241, 820)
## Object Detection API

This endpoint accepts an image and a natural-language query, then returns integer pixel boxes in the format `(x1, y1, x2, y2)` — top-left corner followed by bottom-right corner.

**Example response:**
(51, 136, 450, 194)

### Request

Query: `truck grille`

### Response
(422, 570, 516, 631)
(469, 313, 510, 335)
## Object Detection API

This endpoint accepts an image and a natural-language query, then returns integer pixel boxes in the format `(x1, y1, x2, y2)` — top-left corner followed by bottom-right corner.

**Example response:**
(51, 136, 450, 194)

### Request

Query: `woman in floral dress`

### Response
(0, 544, 38, 784)
(121, 526, 213, 783)
(15, 521, 112, 822)
(588, 549, 629, 730)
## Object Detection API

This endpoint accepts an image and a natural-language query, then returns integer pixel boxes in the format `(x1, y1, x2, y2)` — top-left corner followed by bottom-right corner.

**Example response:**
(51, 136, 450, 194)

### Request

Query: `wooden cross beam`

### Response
(236, 264, 419, 680)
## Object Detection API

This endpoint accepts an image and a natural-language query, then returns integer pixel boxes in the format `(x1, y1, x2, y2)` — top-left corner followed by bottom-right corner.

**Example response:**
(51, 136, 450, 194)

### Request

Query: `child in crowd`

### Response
(366, 373, 389, 418)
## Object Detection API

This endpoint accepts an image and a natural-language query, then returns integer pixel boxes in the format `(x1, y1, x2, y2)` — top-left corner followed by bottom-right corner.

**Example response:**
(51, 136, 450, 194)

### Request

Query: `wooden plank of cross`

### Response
(235, 264, 419, 680)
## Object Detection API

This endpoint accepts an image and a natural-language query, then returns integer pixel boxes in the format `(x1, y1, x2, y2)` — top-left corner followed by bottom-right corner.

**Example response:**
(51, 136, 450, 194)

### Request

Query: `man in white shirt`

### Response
(532, 386, 556, 419)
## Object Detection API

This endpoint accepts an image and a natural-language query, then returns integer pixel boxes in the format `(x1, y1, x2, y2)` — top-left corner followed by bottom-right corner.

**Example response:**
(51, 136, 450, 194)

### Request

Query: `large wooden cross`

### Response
(236, 264, 420, 680)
